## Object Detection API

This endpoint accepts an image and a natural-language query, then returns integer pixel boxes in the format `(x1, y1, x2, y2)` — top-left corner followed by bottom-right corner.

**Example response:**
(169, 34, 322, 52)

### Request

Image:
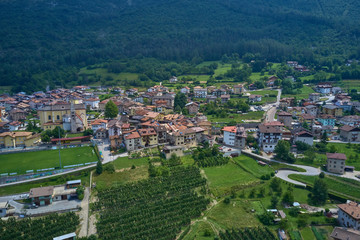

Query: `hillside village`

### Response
(1, 61, 360, 240)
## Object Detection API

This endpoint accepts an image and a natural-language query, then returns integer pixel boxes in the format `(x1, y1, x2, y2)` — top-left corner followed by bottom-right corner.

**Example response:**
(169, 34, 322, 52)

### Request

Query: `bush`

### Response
(104, 164, 115, 173)
(224, 197, 231, 204)
(131, 165, 136, 169)
(319, 172, 325, 178)
(76, 186, 85, 200)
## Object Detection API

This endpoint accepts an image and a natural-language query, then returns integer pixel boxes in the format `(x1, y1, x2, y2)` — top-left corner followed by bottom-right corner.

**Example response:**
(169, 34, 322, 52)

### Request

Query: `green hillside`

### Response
(1, 0, 360, 92)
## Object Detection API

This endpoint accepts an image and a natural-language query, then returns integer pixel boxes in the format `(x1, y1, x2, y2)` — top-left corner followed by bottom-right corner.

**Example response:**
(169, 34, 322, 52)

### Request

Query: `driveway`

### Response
(264, 89, 281, 123)
(25, 199, 81, 216)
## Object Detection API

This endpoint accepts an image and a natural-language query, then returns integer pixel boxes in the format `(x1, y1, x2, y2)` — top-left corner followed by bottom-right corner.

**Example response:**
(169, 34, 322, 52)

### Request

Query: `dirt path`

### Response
(78, 187, 90, 237)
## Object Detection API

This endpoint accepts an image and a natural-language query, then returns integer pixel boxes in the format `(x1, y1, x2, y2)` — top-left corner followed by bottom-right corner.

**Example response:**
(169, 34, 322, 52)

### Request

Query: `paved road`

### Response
(243, 150, 321, 186)
(264, 89, 281, 123)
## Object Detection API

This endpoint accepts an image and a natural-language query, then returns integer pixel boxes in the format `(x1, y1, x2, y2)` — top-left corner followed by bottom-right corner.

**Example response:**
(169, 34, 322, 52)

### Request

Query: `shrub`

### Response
(224, 197, 231, 204)
(104, 164, 115, 173)
(319, 172, 325, 178)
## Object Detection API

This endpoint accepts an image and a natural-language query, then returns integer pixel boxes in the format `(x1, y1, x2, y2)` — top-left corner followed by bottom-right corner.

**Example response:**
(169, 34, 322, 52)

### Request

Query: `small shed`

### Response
(66, 180, 81, 189)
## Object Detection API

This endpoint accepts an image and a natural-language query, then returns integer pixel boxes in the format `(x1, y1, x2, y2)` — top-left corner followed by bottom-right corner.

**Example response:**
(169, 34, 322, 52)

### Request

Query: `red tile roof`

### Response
(326, 152, 347, 160)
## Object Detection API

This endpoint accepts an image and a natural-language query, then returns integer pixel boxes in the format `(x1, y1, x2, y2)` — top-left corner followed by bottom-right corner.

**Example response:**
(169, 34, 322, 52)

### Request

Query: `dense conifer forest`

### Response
(1, 0, 360, 92)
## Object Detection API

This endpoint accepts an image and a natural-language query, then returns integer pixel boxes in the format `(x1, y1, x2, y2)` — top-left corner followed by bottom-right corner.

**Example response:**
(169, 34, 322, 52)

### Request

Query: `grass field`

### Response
(300, 227, 316, 240)
(282, 85, 315, 99)
(0, 147, 98, 174)
(207, 199, 262, 228)
(113, 156, 148, 169)
(93, 165, 148, 190)
(233, 155, 274, 178)
(207, 111, 264, 123)
(250, 90, 278, 103)
(183, 221, 214, 240)
(0, 168, 92, 196)
(204, 162, 258, 197)
(288, 174, 360, 201)
(79, 66, 139, 82)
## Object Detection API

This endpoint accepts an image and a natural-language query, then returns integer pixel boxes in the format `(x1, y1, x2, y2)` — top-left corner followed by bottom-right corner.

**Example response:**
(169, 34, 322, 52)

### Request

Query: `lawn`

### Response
(0, 147, 98, 175)
(300, 226, 316, 240)
(203, 162, 258, 197)
(232, 155, 274, 178)
(93, 165, 148, 190)
(207, 199, 262, 229)
(113, 156, 148, 169)
(282, 85, 315, 100)
(249, 72, 270, 81)
(0, 168, 92, 196)
(183, 221, 214, 240)
(250, 90, 278, 104)
(207, 111, 264, 123)
(288, 174, 360, 201)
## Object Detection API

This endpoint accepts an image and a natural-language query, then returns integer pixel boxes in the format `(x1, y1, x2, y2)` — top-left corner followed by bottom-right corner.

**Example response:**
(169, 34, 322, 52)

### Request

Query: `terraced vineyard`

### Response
(92, 166, 209, 240)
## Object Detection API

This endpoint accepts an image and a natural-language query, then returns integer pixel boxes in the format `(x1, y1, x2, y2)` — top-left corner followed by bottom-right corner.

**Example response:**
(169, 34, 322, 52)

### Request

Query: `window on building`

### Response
(48, 115, 51, 120)
(57, 115, 60, 120)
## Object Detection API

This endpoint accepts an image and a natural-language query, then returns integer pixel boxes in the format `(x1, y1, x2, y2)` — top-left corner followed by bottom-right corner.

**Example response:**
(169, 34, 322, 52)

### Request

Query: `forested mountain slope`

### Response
(0, 0, 359, 92)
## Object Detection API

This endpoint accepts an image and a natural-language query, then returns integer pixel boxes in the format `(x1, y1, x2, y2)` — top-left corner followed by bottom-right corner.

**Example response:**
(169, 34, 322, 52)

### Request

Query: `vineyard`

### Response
(192, 146, 230, 167)
(0, 212, 79, 240)
(92, 165, 209, 240)
(219, 227, 276, 240)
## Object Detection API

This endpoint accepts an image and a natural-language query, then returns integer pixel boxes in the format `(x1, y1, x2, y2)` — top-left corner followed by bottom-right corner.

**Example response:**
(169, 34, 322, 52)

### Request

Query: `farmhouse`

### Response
(337, 201, 360, 230)
(326, 153, 346, 174)
(330, 227, 360, 240)
(339, 125, 360, 142)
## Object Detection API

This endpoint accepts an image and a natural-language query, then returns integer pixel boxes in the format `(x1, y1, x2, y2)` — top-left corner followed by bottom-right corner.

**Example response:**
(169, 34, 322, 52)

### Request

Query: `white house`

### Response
(337, 201, 360, 230)
(293, 130, 313, 146)
(222, 126, 247, 149)
(258, 124, 283, 152)
(193, 86, 207, 98)
(315, 84, 332, 94)
(91, 119, 108, 132)
(84, 98, 100, 110)
(180, 87, 190, 94)
(249, 95, 262, 103)
(169, 76, 178, 83)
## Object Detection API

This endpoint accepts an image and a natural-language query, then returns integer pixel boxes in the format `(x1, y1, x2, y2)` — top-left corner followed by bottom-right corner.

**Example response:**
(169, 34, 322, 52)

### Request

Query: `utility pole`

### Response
(58, 127, 62, 169)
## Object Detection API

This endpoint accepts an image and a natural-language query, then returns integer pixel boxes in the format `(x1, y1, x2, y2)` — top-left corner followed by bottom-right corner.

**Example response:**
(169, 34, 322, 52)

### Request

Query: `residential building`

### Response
(220, 95, 230, 104)
(206, 95, 217, 103)
(233, 84, 244, 94)
(152, 94, 174, 107)
(163, 145, 185, 159)
(326, 153, 346, 174)
(258, 124, 283, 152)
(84, 98, 100, 110)
(110, 135, 123, 149)
(29, 186, 54, 206)
(299, 114, 315, 127)
(305, 105, 318, 117)
(169, 76, 178, 83)
(124, 131, 142, 151)
(292, 130, 313, 146)
(277, 111, 292, 128)
(91, 119, 108, 132)
(193, 86, 207, 98)
(185, 102, 199, 115)
(212, 89, 226, 97)
(337, 201, 360, 230)
(0, 131, 41, 148)
(309, 93, 320, 102)
(315, 84, 332, 94)
(180, 86, 190, 94)
(38, 103, 88, 132)
(138, 128, 158, 147)
(317, 114, 336, 126)
(95, 128, 107, 139)
(340, 115, 360, 127)
(330, 227, 360, 240)
(323, 105, 343, 117)
(340, 125, 360, 142)
(222, 126, 247, 149)
(9, 108, 26, 121)
(249, 95, 262, 103)
(108, 120, 123, 136)
(279, 98, 295, 109)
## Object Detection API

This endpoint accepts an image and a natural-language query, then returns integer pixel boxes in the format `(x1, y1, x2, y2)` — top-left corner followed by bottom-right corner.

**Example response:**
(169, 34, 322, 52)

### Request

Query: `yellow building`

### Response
(322, 105, 343, 117)
(138, 128, 158, 147)
(0, 132, 41, 148)
(38, 103, 88, 132)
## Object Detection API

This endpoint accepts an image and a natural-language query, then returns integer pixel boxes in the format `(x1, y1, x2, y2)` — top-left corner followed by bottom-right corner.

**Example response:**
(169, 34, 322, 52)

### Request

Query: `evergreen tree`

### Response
(311, 178, 328, 205)
(174, 93, 187, 110)
(96, 160, 103, 175)
(105, 100, 119, 119)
